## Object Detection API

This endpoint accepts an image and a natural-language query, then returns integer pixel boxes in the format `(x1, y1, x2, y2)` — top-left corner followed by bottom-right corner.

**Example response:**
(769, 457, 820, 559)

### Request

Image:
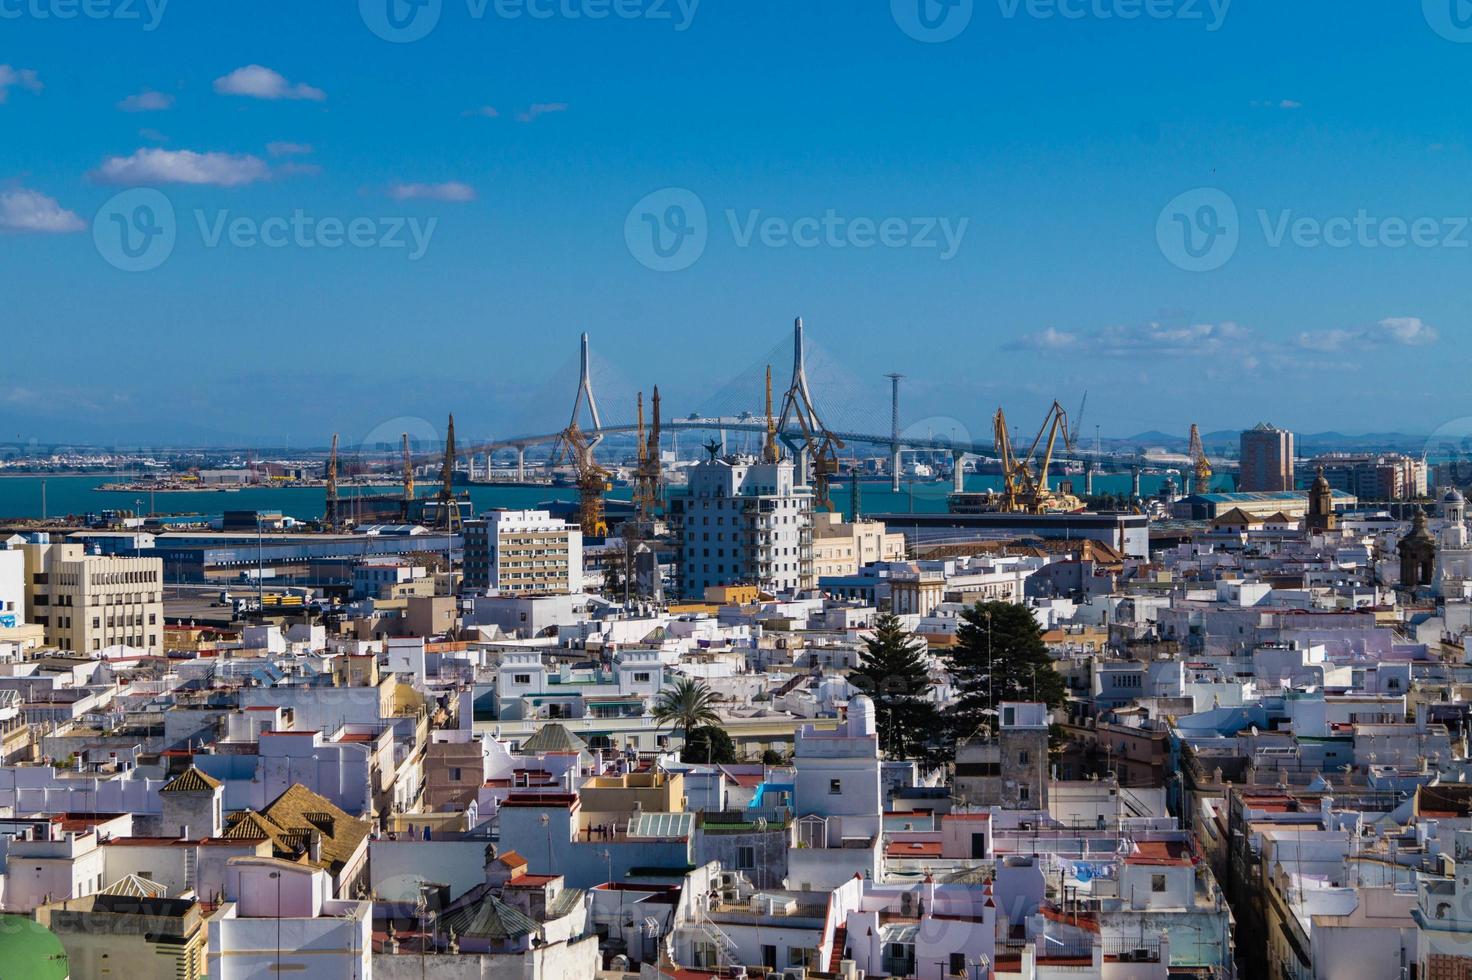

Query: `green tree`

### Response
(682, 725, 738, 765)
(652, 676, 723, 760)
(847, 613, 940, 759)
(943, 601, 1067, 744)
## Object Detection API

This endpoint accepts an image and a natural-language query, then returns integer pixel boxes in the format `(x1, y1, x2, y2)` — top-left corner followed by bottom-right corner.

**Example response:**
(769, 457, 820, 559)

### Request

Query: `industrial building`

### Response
(1170, 489, 1358, 521)
(868, 510, 1151, 559)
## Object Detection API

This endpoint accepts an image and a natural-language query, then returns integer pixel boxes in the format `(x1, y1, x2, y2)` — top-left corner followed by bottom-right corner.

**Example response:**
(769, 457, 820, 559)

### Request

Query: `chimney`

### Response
(309, 830, 323, 864)
(179, 824, 190, 841)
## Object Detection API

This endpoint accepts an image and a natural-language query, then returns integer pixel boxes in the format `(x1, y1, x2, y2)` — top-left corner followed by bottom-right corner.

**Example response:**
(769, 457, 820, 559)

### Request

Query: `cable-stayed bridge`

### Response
(456, 318, 1191, 493)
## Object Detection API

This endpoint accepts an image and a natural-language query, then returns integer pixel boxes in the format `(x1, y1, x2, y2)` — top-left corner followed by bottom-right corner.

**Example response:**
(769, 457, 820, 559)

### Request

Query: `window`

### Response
(450, 767, 462, 781)
(829, 778, 842, 795)
(950, 953, 967, 976)
(789, 947, 819, 968)
(736, 846, 755, 869)
(1018, 750, 1029, 764)
(634, 672, 651, 683)
(513, 674, 531, 685)
(1151, 874, 1167, 893)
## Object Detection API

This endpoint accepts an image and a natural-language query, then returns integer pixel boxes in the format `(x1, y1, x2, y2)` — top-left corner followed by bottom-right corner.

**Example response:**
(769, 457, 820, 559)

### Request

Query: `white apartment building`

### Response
(21, 542, 164, 655)
(464, 510, 583, 595)
(811, 511, 906, 579)
(0, 548, 23, 629)
(674, 455, 813, 598)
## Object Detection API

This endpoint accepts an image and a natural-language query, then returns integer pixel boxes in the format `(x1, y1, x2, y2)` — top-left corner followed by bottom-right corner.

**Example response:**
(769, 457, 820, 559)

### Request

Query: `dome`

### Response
(848, 694, 876, 737)
(1445, 488, 1465, 503)
(0, 915, 67, 980)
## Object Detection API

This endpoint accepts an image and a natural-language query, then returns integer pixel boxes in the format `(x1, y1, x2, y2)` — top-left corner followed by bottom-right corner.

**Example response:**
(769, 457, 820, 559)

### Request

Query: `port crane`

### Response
(1188, 424, 1212, 494)
(434, 415, 464, 532)
(324, 433, 341, 531)
(994, 401, 1083, 514)
(552, 421, 611, 538)
(633, 388, 663, 523)
(401, 433, 416, 522)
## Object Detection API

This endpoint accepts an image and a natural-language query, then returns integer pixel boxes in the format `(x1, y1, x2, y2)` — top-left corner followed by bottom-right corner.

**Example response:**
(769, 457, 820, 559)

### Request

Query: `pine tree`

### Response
(847, 613, 940, 759)
(943, 601, 1067, 744)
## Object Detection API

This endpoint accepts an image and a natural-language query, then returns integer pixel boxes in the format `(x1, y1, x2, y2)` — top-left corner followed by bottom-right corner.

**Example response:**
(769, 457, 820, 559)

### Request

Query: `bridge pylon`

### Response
(566, 332, 604, 449)
(776, 317, 843, 506)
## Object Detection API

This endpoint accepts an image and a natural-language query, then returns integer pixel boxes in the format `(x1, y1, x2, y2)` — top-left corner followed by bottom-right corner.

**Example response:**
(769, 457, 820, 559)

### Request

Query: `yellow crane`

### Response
(552, 421, 610, 537)
(1188, 424, 1212, 494)
(992, 402, 1082, 514)
(400, 433, 415, 521)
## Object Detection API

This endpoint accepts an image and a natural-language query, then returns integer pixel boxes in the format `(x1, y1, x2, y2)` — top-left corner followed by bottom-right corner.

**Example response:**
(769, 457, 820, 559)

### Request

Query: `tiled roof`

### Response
(260, 784, 372, 876)
(520, 723, 588, 755)
(441, 893, 542, 942)
(160, 766, 221, 794)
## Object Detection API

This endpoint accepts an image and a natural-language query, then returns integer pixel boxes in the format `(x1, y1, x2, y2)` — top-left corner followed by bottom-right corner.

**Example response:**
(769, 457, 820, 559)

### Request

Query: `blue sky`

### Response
(2, 0, 1469, 448)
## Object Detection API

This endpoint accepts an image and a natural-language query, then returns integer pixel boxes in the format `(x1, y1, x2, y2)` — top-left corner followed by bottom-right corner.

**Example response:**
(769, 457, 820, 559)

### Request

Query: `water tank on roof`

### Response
(849, 694, 876, 737)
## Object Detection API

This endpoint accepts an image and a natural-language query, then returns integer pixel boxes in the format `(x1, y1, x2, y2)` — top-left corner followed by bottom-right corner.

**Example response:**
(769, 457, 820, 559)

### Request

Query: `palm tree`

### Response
(651, 676, 722, 762)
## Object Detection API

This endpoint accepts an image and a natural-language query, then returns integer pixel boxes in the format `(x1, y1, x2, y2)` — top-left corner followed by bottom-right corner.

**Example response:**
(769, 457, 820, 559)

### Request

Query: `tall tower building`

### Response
(1239, 422, 1296, 492)
(671, 453, 813, 598)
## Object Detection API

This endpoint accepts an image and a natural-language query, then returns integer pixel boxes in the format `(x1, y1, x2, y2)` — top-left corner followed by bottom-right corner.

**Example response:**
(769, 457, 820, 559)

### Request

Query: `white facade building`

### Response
(675, 455, 813, 598)
(0, 547, 22, 629)
(464, 510, 584, 595)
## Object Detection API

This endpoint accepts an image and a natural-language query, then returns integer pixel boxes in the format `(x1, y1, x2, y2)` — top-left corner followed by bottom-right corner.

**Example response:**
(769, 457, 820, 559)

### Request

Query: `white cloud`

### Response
(1009, 321, 1249, 356)
(0, 65, 42, 103)
(1297, 317, 1439, 351)
(388, 181, 476, 202)
(267, 141, 314, 157)
(118, 90, 173, 112)
(515, 102, 567, 122)
(93, 148, 270, 187)
(0, 188, 84, 232)
(214, 65, 325, 102)
(462, 106, 500, 118)
(1006, 327, 1077, 351)
(1251, 98, 1302, 110)
(1375, 316, 1439, 346)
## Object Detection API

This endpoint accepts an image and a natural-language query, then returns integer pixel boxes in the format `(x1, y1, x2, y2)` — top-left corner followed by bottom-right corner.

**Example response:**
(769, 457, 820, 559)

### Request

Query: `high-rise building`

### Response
(1239, 422, 1296, 491)
(21, 542, 164, 654)
(462, 510, 583, 595)
(670, 455, 813, 598)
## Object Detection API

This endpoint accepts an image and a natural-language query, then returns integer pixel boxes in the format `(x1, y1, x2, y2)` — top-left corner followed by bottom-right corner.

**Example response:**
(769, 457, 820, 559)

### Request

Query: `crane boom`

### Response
(325, 433, 340, 531)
